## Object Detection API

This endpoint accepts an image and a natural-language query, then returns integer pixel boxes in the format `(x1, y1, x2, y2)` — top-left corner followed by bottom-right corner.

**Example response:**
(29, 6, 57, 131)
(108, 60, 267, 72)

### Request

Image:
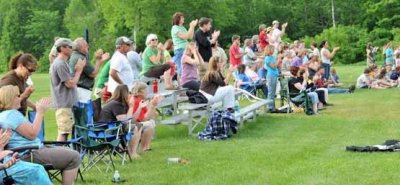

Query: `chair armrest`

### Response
(8, 145, 40, 152)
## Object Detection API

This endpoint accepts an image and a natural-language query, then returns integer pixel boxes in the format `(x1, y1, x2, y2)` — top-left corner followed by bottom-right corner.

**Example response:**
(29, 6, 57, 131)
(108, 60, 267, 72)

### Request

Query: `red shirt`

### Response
(259, 31, 268, 51)
(133, 97, 148, 122)
(229, 44, 242, 66)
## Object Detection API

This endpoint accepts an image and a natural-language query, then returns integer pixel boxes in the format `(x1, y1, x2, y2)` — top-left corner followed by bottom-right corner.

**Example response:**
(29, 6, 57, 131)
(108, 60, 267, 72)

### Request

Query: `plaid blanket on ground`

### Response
(198, 110, 238, 141)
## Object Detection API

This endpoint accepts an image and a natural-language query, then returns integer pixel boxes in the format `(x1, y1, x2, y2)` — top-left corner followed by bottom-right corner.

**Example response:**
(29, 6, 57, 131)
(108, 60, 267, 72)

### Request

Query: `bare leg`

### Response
(163, 69, 172, 87)
(140, 127, 155, 151)
(313, 103, 319, 114)
(62, 167, 79, 185)
(128, 126, 142, 158)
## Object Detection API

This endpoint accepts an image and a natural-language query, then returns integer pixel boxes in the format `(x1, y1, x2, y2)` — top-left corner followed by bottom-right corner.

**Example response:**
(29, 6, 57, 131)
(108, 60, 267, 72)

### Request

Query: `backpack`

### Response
(303, 92, 314, 115)
(186, 90, 208, 104)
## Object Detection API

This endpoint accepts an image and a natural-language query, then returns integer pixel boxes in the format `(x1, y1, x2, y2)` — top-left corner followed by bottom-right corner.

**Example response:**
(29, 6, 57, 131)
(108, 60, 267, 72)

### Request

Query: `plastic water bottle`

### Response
(234, 100, 240, 112)
(113, 170, 120, 182)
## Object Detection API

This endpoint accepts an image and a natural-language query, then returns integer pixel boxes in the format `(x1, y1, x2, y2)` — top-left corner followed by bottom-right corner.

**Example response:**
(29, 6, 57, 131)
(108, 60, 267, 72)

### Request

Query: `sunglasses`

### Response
(25, 66, 36, 73)
(64, 45, 73, 49)
(126, 43, 131, 46)
(151, 39, 158, 42)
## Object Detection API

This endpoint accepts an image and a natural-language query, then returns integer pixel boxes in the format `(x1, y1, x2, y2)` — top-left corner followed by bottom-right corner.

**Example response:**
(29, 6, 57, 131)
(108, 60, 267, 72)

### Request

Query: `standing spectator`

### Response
(243, 39, 257, 66)
(200, 56, 236, 112)
(50, 38, 86, 141)
(310, 41, 320, 58)
(180, 42, 204, 91)
(320, 40, 340, 80)
(251, 35, 259, 52)
(0, 52, 37, 116)
(385, 42, 394, 66)
(141, 34, 176, 90)
(264, 45, 279, 112)
(395, 52, 400, 67)
(48, 36, 60, 65)
(271, 20, 288, 48)
(258, 24, 268, 52)
(212, 41, 228, 65)
(108, 36, 135, 94)
(127, 43, 142, 81)
(69, 38, 110, 103)
(171, 12, 198, 81)
(194, 17, 220, 79)
(229, 35, 246, 68)
(94, 61, 111, 101)
(366, 42, 378, 66)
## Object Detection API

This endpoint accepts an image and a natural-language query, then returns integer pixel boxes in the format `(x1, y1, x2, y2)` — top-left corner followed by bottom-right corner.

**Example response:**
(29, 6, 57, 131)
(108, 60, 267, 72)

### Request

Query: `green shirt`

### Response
(171, 25, 188, 50)
(141, 46, 159, 75)
(96, 61, 110, 89)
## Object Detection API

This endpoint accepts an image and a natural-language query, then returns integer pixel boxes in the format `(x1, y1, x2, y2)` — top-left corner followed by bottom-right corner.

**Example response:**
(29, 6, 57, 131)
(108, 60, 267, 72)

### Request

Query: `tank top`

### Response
(180, 54, 199, 85)
(320, 48, 330, 64)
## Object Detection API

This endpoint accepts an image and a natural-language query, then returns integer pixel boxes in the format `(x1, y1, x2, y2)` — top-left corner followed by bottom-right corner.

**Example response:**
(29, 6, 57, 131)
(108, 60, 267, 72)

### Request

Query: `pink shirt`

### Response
(229, 44, 242, 66)
(180, 54, 199, 85)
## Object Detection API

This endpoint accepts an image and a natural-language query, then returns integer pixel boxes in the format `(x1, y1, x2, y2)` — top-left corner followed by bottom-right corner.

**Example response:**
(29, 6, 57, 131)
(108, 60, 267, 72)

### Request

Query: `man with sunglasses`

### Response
(50, 38, 86, 141)
(107, 36, 135, 94)
(69, 38, 110, 103)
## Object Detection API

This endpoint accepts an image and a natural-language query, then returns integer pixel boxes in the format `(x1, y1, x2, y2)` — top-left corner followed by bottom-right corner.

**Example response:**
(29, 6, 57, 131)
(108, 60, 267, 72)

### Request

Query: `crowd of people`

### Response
(0, 11, 365, 184)
(356, 42, 400, 89)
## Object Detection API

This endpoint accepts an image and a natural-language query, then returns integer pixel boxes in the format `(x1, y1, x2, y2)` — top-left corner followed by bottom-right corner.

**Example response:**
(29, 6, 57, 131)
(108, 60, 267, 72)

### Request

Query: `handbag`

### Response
(186, 90, 208, 104)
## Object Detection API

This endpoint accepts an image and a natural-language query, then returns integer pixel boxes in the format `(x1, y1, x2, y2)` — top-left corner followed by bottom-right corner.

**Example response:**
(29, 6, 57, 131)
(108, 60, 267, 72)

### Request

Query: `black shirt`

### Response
(194, 29, 213, 62)
(200, 72, 225, 96)
(98, 100, 127, 123)
(288, 77, 304, 98)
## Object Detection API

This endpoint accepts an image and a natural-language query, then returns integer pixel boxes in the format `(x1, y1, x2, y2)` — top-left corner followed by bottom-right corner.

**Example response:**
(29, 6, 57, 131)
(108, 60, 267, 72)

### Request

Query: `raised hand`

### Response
(36, 97, 52, 113)
(190, 19, 198, 28)
(212, 30, 221, 39)
(21, 85, 35, 99)
(75, 58, 86, 72)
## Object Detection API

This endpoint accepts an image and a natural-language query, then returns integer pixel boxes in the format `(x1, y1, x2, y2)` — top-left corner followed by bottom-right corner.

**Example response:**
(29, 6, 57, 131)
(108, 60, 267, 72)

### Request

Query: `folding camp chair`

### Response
(279, 76, 313, 114)
(9, 111, 84, 183)
(72, 101, 133, 171)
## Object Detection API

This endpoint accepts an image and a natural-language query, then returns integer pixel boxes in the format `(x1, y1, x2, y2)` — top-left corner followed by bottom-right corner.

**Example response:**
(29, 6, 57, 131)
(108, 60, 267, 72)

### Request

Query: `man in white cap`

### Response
(50, 38, 86, 141)
(107, 36, 134, 94)
(271, 20, 288, 48)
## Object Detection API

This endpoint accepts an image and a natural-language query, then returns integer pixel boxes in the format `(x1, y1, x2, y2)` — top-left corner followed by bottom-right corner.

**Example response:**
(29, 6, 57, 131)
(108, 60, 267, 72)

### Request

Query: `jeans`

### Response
(182, 80, 200, 91)
(266, 75, 278, 110)
(291, 92, 319, 104)
(321, 63, 330, 80)
(255, 82, 268, 98)
(327, 87, 349, 94)
(173, 48, 184, 75)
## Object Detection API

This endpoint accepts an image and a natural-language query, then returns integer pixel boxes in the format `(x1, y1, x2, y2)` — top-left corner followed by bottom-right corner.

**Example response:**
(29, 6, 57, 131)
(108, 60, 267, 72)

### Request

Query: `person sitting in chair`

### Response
(288, 67, 320, 115)
(0, 85, 81, 185)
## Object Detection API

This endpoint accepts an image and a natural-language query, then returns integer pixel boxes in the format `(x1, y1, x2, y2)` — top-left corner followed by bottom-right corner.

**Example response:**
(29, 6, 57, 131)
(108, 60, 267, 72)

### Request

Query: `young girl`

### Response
(180, 42, 204, 91)
(330, 68, 343, 87)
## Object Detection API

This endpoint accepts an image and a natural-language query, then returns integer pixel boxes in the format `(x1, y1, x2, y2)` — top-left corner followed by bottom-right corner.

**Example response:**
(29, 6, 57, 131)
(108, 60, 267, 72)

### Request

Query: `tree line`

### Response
(0, 0, 399, 72)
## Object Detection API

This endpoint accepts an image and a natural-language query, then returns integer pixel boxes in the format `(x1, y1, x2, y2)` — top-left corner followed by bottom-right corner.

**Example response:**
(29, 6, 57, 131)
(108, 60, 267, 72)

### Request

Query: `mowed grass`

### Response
(24, 64, 400, 185)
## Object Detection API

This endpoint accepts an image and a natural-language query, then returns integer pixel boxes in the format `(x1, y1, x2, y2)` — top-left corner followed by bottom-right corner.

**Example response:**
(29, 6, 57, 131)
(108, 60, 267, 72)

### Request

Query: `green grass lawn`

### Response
(25, 64, 400, 185)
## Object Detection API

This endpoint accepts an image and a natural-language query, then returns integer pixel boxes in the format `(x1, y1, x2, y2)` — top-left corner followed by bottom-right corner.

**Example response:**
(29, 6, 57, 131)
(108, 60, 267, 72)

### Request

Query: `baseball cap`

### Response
(116, 36, 134, 47)
(272, 20, 279, 25)
(54, 38, 75, 48)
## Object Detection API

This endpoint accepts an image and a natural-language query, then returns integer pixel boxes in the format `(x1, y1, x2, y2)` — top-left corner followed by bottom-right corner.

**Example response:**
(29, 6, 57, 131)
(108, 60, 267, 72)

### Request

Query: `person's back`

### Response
(98, 100, 127, 122)
(194, 29, 212, 61)
(356, 73, 369, 88)
(96, 61, 111, 89)
(180, 55, 198, 85)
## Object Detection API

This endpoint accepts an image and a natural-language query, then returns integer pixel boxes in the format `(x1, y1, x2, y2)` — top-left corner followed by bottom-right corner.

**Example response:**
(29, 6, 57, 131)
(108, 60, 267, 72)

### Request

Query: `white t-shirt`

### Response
(243, 47, 256, 65)
(107, 51, 134, 93)
(356, 74, 370, 88)
(321, 48, 330, 64)
(245, 68, 259, 82)
(313, 48, 320, 58)
(127, 51, 142, 80)
(272, 28, 282, 47)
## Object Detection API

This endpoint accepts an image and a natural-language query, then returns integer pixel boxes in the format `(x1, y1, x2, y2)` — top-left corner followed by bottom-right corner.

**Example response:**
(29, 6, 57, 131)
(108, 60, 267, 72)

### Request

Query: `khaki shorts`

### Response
(199, 62, 209, 81)
(22, 146, 81, 170)
(55, 108, 74, 134)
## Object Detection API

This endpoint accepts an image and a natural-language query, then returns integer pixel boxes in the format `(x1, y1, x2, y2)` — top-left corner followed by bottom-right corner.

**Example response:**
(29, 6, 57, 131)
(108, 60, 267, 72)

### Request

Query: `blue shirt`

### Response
(386, 48, 394, 62)
(0, 110, 42, 150)
(265, 56, 278, 76)
(237, 73, 252, 89)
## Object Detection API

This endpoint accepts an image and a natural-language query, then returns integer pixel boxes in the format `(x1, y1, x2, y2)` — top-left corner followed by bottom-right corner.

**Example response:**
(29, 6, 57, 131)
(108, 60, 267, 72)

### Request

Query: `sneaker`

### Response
(348, 85, 356, 93)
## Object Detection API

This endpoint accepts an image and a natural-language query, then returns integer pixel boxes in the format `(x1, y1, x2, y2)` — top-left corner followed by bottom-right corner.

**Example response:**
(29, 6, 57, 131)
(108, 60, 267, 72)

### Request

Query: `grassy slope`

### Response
(27, 65, 400, 185)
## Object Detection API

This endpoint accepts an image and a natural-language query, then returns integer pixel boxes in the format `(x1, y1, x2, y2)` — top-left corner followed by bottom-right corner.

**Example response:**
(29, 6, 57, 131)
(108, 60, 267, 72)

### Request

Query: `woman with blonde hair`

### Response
(264, 45, 278, 112)
(0, 85, 81, 185)
(180, 42, 204, 91)
(200, 56, 236, 112)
